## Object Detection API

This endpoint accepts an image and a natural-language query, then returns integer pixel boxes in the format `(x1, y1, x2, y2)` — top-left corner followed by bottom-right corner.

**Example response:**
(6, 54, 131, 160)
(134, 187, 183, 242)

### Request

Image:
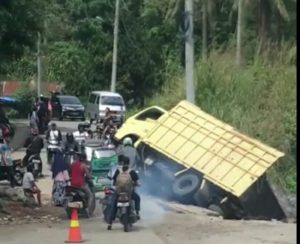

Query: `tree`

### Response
(257, 0, 294, 49)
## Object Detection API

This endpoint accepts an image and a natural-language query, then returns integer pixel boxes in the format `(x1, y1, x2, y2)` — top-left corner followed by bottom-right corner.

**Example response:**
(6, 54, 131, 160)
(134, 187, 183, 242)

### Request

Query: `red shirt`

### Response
(71, 161, 85, 187)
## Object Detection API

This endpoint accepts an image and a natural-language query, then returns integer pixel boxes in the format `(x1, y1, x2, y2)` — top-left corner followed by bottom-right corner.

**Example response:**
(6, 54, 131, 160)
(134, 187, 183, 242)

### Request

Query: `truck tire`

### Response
(193, 191, 210, 208)
(172, 173, 202, 198)
(208, 204, 224, 217)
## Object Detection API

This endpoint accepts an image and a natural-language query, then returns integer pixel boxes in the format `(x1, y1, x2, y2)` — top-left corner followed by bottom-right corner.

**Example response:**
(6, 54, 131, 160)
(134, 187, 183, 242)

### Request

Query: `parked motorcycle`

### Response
(27, 153, 42, 179)
(0, 159, 25, 186)
(63, 179, 96, 219)
(101, 187, 138, 232)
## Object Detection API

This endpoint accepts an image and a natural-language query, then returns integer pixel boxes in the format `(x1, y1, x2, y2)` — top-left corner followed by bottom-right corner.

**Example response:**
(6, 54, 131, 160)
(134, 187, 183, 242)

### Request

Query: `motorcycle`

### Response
(0, 159, 25, 186)
(27, 153, 42, 179)
(101, 187, 138, 232)
(63, 179, 96, 219)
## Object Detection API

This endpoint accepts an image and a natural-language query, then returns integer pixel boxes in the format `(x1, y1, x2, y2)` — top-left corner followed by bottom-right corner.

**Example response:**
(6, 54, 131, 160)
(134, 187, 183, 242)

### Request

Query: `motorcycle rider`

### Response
(23, 129, 44, 173)
(73, 124, 89, 145)
(107, 156, 141, 230)
(63, 133, 78, 166)
(46, 123, 62, 164)
(102, 119, 117, 141)
(103, 107, 113, 127)
(70, 149, 93, 214)
(63, 133, 78, 152)
(117, 137, 141, 171)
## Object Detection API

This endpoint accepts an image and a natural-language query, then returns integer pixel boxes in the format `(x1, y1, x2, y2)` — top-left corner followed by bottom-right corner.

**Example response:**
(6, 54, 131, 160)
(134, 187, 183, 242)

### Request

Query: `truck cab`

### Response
(115, 106, 167, 143)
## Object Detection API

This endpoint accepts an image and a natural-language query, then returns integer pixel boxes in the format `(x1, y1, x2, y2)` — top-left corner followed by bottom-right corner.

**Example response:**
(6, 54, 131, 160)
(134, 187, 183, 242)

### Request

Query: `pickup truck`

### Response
(115, 100, 288, 220)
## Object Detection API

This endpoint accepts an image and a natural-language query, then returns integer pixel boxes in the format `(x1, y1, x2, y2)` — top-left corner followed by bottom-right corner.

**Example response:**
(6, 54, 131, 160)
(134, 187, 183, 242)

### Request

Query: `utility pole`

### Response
(185, 0, 195, 104)
(236, 0, 243, 66)
(111, 0, 120, 92)
(37, 32, 42, 97)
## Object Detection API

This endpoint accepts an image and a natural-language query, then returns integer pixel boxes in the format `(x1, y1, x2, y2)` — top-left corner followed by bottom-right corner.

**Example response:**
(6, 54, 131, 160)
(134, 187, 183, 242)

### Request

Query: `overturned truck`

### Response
(115, 100, 293, 221)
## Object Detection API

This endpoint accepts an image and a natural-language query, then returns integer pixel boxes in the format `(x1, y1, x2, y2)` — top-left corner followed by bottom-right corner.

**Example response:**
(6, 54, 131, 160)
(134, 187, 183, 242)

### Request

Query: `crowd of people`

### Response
(16, 106, 142, 228)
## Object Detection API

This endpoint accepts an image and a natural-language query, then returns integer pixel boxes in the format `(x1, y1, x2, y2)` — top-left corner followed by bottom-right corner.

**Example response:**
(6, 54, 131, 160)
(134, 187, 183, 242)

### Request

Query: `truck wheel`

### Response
(172, 173, 202, 198)
(208, 204, 224, 217)
(193, 191, 210, 208)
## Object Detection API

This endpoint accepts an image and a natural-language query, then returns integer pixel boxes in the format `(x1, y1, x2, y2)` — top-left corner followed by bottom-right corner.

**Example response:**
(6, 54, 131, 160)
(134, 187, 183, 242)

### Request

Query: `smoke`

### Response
(136, 169, 171, 226)
(137, 190, 169, 226)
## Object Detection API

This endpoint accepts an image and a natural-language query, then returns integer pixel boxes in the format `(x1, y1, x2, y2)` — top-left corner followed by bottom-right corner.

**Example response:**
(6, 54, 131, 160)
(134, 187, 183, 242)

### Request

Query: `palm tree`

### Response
(257, 0, 292, 48)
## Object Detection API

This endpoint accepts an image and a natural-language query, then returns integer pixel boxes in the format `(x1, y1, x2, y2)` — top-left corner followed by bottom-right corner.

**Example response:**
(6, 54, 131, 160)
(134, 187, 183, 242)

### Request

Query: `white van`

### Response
(86, 91, 126, 125)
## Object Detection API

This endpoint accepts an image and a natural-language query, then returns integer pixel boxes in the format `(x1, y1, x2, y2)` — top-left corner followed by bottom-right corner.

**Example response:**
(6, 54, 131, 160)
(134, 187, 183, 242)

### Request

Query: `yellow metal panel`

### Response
(142, 100, 285, 197)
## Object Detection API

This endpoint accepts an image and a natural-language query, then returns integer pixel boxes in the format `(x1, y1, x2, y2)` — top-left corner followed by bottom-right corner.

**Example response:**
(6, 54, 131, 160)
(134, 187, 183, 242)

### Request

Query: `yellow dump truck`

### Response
(115, 100, 288, 220)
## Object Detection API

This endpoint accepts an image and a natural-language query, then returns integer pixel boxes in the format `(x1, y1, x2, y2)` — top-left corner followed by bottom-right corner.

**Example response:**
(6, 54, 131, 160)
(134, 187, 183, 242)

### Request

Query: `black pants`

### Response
(108, 191, 141, 224)
(0, 166, 15, 187)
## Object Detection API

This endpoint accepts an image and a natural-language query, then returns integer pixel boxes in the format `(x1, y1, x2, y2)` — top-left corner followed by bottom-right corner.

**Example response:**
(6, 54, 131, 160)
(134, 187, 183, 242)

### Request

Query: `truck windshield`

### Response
(101, 96, 123, 106)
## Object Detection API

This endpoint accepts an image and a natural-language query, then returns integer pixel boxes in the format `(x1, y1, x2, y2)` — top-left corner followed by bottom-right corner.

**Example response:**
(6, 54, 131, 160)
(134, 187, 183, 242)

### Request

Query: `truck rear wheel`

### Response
(193, 191, 210, 208)
(172, 172, 202, 198)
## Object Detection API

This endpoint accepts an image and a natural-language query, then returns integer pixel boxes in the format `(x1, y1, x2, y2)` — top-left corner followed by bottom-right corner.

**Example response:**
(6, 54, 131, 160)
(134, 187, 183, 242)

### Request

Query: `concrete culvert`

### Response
(172, 173, 202, 198)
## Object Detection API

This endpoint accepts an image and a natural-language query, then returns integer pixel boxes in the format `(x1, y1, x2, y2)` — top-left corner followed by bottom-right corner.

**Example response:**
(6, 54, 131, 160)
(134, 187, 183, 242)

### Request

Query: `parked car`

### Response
(51, 95, 85, 121)
(85, 91, 126, 126)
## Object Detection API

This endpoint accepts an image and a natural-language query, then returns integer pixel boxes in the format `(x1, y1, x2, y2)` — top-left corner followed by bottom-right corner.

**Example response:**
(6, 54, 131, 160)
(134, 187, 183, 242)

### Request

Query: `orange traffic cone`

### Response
(65, 208, 84, 243)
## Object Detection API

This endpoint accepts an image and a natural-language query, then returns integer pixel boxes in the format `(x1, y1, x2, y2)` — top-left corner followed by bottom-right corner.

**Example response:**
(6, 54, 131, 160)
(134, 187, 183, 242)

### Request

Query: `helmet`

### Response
(123, 137, 133, 146)
(66, 133, 74, 142)
(78, 123, 84, 131)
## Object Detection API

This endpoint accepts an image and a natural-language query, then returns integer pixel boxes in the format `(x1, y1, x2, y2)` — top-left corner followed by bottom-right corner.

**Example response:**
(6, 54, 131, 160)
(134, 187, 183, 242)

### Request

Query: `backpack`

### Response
(115, 170, 134, 195)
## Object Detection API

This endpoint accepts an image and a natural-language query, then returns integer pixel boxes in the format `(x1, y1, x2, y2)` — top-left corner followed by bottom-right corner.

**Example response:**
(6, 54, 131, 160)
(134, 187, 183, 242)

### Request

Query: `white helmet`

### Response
(123, 137, 133, 146)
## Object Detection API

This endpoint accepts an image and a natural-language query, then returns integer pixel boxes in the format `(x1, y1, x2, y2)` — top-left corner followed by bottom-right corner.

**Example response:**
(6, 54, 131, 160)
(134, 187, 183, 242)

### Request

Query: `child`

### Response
(22, 164, 42, 206)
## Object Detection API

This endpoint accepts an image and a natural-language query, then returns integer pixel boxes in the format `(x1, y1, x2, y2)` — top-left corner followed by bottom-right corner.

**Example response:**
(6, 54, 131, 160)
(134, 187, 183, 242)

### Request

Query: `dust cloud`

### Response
(137, 191, 169, 226)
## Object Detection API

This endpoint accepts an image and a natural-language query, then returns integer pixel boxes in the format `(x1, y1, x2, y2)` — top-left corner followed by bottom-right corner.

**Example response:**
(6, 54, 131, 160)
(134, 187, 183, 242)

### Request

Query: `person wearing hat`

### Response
(116, 137, 141, 171)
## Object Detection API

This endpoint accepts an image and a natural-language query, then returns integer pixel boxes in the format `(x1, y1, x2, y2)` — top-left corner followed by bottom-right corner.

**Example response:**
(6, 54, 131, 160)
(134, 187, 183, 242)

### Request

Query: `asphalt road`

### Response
(0, 120, 296, 244)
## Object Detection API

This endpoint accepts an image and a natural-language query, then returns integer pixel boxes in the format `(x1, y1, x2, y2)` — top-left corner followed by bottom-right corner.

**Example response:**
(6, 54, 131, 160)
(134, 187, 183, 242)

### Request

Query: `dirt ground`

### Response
(152, 210, 296, 244)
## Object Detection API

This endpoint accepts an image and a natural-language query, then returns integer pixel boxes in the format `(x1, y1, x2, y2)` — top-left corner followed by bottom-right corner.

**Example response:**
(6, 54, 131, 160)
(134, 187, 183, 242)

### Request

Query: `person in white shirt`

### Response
(23, 164, 42, 206)
(46, 123, 62, 163)
(73, 124, 89, 145)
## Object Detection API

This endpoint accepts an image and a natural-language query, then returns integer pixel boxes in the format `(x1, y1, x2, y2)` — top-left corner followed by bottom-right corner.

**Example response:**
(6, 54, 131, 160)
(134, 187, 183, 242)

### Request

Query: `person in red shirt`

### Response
(70, 151, 93, 211)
